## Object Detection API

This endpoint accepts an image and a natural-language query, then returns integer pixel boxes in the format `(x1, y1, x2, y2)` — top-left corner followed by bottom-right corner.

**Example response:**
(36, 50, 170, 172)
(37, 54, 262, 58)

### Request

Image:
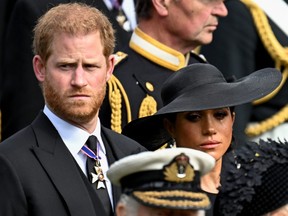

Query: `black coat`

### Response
(0, 112, 146, 216)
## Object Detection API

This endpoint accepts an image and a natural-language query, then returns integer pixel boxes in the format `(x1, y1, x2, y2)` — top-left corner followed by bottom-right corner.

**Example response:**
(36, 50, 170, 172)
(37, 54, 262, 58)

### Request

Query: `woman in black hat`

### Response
(122, 63, 283, 215)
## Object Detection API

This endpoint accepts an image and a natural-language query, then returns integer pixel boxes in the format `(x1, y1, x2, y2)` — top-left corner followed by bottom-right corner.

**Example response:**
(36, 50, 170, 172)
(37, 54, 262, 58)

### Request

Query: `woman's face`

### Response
(164, 108, 235, 161)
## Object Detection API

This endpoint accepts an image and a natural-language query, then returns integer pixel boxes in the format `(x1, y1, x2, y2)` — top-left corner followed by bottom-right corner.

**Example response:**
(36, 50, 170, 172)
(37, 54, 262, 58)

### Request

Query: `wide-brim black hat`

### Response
(122, 63, 282, 150)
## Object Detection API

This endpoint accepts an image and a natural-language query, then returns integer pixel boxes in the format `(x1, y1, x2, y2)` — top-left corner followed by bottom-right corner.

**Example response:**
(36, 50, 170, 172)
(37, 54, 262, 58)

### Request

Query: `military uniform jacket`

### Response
(201, 0, 288, 139)
(0, 112, 146, 216)
(99, 27, 206, 132)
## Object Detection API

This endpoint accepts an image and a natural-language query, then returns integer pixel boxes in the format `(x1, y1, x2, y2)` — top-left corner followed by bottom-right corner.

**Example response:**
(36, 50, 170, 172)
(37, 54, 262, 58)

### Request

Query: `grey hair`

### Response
(117, 194, 140, 215)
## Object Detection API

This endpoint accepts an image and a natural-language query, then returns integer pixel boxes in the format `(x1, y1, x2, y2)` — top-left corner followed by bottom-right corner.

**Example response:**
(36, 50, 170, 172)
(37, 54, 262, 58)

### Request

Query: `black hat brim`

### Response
(122, 67, 282, 150)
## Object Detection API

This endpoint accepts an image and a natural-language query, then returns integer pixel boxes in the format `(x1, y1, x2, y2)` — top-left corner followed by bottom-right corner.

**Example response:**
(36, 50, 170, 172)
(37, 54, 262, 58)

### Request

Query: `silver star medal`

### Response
(91, 160, 106, 189)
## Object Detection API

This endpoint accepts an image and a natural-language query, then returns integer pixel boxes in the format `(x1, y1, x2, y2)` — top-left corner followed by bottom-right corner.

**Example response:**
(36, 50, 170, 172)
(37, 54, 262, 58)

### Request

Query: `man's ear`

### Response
(152, 0, 169, 16)
(106, 54, 115, 82)
(116, 203, 127, 216)
(33, 55, 46, 82)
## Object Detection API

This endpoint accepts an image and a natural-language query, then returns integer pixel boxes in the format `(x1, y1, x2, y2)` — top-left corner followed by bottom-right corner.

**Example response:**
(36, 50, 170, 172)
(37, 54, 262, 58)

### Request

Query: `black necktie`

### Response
(86, 135, 112, 215)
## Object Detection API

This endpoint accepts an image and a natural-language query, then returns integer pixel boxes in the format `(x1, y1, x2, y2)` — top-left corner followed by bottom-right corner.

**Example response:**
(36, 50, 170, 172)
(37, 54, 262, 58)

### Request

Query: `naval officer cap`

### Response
(107, 148, 215, 210)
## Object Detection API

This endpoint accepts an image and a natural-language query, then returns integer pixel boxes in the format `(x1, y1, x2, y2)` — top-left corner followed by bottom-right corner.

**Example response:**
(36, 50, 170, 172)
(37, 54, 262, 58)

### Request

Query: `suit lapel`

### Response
(31, 113, 103, 216)
(101, 128, 123, 207)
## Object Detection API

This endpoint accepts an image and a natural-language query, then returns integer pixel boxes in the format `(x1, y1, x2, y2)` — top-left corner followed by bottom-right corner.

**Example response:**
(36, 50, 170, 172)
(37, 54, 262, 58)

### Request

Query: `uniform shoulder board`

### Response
(114, 51, 128, 66)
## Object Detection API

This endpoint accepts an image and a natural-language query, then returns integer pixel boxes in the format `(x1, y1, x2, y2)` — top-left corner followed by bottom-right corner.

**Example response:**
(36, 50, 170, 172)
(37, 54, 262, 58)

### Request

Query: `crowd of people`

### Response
(0, 1, 287, 216)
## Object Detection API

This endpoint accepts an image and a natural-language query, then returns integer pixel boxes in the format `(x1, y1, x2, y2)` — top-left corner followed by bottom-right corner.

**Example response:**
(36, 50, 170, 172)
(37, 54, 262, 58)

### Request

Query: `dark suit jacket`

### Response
(0, 112, 146, 216)
(1, 0, 133, 140)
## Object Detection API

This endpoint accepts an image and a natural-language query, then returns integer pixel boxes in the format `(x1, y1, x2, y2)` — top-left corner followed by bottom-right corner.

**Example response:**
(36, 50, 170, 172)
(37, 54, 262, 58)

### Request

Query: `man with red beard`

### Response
(0, 3, 146, 216)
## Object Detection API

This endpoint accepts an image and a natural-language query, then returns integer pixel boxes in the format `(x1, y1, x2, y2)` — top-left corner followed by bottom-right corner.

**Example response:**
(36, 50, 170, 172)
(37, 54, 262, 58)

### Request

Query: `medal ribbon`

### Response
(81, 144, 101, 160)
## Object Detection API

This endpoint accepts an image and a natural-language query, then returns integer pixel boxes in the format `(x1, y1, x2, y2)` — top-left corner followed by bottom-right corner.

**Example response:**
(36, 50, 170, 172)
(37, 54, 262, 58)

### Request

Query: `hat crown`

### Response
(107, 148, 214, 210)
(161, 64, 225, 106)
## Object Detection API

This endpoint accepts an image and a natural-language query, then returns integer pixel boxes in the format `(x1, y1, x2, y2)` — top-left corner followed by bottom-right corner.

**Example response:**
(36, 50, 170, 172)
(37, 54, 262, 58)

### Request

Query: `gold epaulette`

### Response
(108, 78, 158, 133)
(108, 51, 159, 133)
(108, 76, 131, 133)
(245, 104, 288, 137)
(139, 95, 157, 118)
(114, 51, 128, 66)
(241, 0, 288, 105)
(241, 0, 288, 136)
(107, 51, 130, 133)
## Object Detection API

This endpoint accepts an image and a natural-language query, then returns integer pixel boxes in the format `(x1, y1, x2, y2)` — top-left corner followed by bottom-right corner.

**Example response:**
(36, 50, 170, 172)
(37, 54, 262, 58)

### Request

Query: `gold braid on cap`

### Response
(133, 190, 210, 209)
(241, 0, 288, 136)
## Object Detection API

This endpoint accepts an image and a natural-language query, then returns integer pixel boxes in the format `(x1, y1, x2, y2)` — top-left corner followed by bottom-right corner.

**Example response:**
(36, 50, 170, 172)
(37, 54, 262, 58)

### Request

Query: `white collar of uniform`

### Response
(251, 0, 288, 36)
(43, 106, 106, 157)
(129, 27, 190, 71)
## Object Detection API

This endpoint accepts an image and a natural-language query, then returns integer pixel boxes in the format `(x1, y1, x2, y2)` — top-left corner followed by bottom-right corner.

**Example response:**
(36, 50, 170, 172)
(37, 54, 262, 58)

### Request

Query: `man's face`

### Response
(165, 0, 227, 49)
(34, 32, 114, 126)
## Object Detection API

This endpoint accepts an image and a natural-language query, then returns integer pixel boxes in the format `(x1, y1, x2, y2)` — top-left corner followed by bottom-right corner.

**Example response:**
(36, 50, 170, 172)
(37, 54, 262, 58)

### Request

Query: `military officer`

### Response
(99, 0, 228, 132)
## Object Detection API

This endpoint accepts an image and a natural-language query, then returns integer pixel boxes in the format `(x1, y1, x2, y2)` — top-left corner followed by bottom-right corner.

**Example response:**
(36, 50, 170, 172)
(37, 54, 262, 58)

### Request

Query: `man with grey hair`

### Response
(107, 148, 215, 216)
(99, 0, 228, 133)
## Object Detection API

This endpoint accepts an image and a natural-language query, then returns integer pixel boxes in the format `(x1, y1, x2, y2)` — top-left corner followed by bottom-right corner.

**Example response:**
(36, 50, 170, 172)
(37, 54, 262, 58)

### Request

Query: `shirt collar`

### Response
(43, 106, 106, 157)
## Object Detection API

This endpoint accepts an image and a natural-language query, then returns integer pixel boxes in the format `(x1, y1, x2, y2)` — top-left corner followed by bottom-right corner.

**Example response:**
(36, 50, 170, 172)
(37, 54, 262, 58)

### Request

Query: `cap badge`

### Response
(164, 153, 195, 182)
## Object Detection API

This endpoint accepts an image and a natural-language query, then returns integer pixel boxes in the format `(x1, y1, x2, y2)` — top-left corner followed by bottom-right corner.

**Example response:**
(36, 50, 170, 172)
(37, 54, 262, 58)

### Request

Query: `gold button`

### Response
(146, 82, 154, 92)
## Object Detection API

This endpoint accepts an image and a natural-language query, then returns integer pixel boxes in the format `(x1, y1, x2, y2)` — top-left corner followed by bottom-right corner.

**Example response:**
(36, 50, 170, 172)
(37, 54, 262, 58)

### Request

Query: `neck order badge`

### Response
(81, 136, 106, 189)
(82, 135, 113, 215)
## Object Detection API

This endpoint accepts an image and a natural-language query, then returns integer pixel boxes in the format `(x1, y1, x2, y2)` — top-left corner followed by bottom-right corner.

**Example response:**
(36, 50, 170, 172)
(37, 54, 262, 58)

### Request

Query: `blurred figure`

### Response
(216, 139, 288, 216)
(200, 0, 288, 142)
(0, 0, 18, 140)
(0, 0, 18, 95)
(99, 0, 228, 133)
(107, 148, 215, 216)
(1, 0, 136, 140)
